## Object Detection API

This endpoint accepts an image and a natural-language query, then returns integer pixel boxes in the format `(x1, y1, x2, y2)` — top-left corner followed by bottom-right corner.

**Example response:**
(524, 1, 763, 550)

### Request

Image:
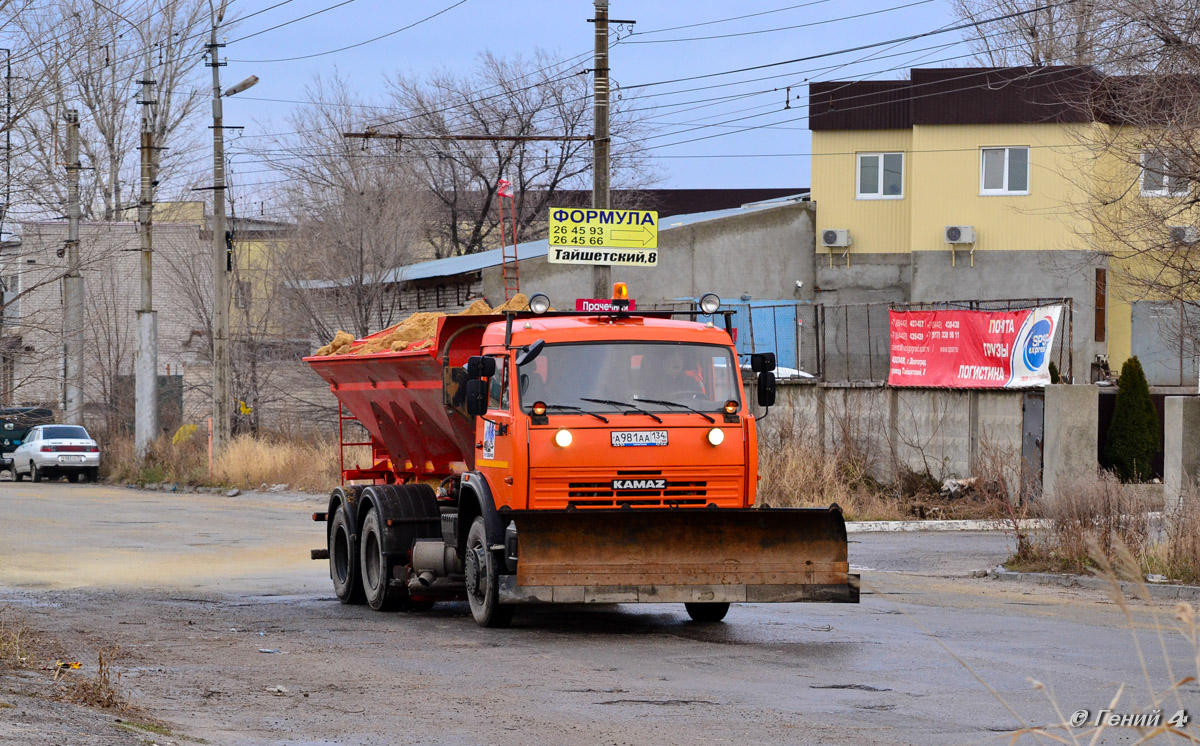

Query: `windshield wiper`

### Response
(636, 398, 716, 423)
(531, 403, 609, 423)
(579, 398, 665, 424)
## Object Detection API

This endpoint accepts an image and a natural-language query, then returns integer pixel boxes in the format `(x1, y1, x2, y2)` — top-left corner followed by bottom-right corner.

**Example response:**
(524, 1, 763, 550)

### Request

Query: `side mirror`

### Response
(466, 356, 497, 379)
(750, 352, 776, 373)
(516, 339, 545, 367)
(756, 370, 776, 408)
(465, 379, 488, 417)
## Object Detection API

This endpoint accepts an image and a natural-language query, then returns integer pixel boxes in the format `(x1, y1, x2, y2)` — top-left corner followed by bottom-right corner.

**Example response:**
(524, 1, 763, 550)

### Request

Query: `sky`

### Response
(215, 0, 969, 191)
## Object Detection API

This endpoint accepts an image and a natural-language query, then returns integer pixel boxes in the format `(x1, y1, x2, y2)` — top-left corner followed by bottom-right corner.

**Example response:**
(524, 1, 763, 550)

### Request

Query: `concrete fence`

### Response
(752, 381, 1199, 508)
(753, 380, 1034, 492)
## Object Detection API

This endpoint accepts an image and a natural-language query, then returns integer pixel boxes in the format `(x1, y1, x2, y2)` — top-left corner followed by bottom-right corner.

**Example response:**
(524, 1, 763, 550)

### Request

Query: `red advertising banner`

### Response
(888, 305, 1063, 388)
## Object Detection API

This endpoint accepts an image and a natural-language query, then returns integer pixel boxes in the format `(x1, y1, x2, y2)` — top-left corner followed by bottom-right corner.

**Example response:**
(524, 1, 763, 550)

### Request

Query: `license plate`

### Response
(59, 455, 84, 463)
(611, 430, 668, 447)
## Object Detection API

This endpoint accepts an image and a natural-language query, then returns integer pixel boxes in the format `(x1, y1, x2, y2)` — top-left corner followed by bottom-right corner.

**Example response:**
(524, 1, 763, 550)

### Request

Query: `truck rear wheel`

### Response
(329, 505, 365, 605)
(465, 517, 513, 628)
(358, 485, 441, 612)
(360, 507, 398, 610)
(684, 602, 730, 623)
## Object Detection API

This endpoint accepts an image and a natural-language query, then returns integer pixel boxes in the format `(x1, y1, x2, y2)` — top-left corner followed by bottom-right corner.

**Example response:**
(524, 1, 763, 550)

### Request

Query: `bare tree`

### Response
(949, 0, 1147, 70)
(382, 50, 655, 258)
(10, 0, 210, 221)
(254, 74, 434, 343)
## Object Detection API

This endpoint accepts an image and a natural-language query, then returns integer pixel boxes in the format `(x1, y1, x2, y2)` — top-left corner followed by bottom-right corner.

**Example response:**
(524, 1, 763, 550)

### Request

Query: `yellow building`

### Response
(809, 67, 1198, 387)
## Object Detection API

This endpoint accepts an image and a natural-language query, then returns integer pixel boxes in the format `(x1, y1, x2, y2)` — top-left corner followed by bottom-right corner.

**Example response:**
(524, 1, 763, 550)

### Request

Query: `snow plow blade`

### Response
(499, 507, 858, 605)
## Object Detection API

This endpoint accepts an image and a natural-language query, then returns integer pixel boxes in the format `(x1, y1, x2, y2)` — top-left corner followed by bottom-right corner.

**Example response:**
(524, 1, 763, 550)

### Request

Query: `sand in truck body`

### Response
(314, 294, 529, 356)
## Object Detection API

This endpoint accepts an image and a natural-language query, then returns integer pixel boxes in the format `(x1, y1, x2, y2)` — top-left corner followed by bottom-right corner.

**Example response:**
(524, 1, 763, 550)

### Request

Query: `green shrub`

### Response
(1104, 356, 1160, 482)
(1047, 360, 1060, 384)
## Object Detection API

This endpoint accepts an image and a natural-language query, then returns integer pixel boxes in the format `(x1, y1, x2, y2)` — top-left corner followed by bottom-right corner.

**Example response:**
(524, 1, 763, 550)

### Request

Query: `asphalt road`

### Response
(1, 481, 1195, 745)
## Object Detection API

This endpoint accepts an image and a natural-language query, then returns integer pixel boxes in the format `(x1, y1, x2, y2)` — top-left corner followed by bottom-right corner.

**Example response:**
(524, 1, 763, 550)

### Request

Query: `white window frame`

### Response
(979, 146, 1030, 196)
(856, 152, 904, 200)
(1140, 149, 1189, 197)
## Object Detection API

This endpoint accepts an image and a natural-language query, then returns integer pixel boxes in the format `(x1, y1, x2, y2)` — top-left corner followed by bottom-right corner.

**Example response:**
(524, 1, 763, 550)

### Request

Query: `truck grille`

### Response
(529, 467, 742, 509)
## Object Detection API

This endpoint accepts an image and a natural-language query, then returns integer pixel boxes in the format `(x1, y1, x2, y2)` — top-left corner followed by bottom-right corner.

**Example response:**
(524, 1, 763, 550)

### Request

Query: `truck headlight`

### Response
(554, 429, 573, 448)
(698, 293, 721, 314)
(528, 293, 551, 314)
(706, 428, 724, 446)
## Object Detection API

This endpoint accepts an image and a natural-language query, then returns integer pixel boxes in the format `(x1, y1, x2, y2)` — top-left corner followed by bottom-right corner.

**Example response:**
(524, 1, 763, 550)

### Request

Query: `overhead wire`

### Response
(231, 13, 1080, 164)
(34, 1, 1125, 215)
(621, 0, 939, 45)
(220, 24, 1132, 196)
(226, 0, 1073, 151)
(228, 0, 472, 63)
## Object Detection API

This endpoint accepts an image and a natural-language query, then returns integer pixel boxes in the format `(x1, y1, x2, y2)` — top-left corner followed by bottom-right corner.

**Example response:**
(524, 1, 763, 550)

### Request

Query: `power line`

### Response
(229, 0, 472, 63)
(632, 0, 837, 36)
(225, 1, 1072, 152)
(620, 0, 1072, 92)
(623, 0, 939, 45)
(225, 0, 362, 45)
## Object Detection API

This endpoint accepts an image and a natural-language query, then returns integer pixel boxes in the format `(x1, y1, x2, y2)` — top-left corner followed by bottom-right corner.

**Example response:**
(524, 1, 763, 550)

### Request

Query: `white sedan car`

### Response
(12, 424, 101, 483)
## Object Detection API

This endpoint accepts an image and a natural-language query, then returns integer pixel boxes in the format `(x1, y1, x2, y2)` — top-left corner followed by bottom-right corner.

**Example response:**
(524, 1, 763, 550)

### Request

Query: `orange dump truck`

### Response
(306, 293, 858, 627)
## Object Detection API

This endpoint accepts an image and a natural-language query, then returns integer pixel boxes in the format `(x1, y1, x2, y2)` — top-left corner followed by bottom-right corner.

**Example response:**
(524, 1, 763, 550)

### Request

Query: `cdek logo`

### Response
(612, 479, 667, 490)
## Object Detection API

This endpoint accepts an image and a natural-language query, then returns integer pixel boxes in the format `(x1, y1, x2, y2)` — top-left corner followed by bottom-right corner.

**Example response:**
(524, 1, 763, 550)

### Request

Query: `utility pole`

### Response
(63, 110, 83, 425)
(209, 0, 255, 453)
(210, 14, 231, 453)
(0, 48, 10, 241)
(135, 36, 157, 456)
(590, 0, 611, 299)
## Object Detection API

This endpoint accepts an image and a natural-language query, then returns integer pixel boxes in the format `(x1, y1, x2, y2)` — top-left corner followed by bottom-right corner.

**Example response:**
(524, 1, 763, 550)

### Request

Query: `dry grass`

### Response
(1, 609, 132, 713)
(0, 608, 32, 669)
(1006, 541, 1200, 743)
(757, 418, 1023, 522)
(1146, 485, 1200, 585)
(64, 649, 129, 712)
(102, 431, 341, 493)
(756, 416, 898, 520)
(1008, 471, 1155, 575)
(212, 434, 340, 493)
(102, 433, 209, 486)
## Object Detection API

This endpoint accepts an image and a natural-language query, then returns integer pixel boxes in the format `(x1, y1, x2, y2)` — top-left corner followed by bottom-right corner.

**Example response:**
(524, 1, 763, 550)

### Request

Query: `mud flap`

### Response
(499, 508, 858, 604)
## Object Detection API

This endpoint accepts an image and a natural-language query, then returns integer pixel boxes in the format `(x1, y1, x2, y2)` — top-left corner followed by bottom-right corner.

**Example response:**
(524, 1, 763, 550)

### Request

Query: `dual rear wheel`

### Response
(328, 484, 439, 612)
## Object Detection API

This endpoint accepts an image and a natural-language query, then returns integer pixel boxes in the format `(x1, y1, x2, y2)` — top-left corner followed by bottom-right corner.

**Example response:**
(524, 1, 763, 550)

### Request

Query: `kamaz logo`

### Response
(612, 479, 667, 490)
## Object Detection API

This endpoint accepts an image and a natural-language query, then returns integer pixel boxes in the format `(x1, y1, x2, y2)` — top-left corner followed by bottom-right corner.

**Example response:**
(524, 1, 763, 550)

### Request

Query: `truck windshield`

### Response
(517, 342, 741, 413)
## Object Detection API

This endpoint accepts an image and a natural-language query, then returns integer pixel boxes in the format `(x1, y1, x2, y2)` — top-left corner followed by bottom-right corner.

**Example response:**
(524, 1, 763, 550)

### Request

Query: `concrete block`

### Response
(1042, 384, 1098, 503)
(1164, 397, 1200, 515)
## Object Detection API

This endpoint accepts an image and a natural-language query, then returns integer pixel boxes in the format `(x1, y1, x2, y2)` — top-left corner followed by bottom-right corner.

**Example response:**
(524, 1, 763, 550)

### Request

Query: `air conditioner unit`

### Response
(821, 229, 852, 248)
(1169, 225, 1200, 244)
(945, 225, 976, 244)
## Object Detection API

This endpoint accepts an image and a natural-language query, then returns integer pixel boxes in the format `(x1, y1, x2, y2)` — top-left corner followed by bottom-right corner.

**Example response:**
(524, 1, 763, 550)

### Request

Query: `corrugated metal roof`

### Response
(810, 66, 1102, 131)
(301, 192, 809, 289)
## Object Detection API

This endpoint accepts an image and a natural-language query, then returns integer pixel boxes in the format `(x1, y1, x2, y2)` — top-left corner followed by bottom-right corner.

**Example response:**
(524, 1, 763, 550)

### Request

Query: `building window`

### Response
(0, 274, 17, 323)
(980, 147, 1029, 195)
(1094, 268, 1106, 343)
(235, 281, 251, 310)
(1141, 149, 1188, 197)
(856, 152, 904, 199)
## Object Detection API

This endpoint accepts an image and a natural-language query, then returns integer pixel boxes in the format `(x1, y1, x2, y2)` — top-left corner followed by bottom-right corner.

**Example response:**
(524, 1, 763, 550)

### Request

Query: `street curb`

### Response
(992, 569, 1200, 601)
(848, 518, 1051, 533)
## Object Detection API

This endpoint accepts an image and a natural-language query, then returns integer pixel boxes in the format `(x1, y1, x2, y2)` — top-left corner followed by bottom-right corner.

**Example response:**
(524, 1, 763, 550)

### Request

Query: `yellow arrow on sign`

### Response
(611, 225, 655, 245)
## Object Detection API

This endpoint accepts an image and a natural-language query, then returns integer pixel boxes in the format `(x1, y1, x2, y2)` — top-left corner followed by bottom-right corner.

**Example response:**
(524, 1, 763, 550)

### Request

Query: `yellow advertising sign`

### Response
(548, 207, 658, 249)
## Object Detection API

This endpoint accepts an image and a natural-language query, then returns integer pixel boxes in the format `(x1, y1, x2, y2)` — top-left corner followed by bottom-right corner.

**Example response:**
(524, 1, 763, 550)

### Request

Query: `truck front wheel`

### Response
(684, 602, 730, 623)
(329, 506, 365, 605)
(465, 517, 513, 628)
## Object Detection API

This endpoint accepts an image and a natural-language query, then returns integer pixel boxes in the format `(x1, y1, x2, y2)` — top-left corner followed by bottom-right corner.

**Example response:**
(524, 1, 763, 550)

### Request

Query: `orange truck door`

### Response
(477, 355, 516, 508)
